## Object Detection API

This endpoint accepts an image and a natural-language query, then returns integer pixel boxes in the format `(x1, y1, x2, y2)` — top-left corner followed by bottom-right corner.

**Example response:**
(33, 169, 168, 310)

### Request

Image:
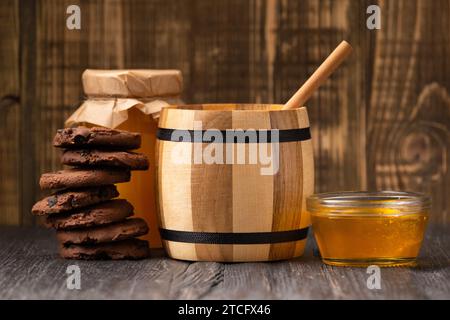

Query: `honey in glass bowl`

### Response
(307, 191, 430, 267)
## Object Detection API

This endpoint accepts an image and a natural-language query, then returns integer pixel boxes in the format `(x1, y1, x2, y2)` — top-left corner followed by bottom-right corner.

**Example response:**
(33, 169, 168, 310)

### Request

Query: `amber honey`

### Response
(307, 191, 430, 267)
(81, 109, 164, 248)
(116, 108, 161, 248)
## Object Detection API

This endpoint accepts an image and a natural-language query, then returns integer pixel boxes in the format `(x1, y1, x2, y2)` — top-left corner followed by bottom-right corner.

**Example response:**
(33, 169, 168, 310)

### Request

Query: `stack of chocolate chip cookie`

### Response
(32, 126, 151, 260)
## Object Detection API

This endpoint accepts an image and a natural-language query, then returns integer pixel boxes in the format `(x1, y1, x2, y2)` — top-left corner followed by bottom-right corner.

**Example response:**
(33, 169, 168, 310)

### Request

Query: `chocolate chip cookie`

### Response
(59, 238, 150, 260)
(31, 185, 119, 215)
(39, 168, 130, 190)
(46, 199, 134, 230)
(61, 149, 149, 170)
(53, 127, 141, 149)
(57, 218, 149, 245)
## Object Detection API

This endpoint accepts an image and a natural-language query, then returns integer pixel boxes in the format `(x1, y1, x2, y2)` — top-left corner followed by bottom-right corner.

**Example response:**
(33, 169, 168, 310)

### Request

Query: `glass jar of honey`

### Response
(117, 109, 159, 246)
(65, 69, 184, 248)
(68, 112, 161, 247)
(307, 191, 430, 267)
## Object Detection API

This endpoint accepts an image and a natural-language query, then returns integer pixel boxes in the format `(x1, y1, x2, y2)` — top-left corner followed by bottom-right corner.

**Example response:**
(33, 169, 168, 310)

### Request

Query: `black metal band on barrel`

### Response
(159, 227, 309, 244)
(156, 127, 311, 143)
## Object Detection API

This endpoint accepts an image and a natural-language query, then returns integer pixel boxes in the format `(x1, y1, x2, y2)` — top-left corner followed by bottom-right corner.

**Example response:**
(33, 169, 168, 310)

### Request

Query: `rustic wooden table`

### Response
(0, 225, 449, 300)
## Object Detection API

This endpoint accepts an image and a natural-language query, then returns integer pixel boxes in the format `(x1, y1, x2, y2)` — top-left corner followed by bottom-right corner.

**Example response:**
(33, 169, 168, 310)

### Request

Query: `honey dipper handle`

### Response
(283, 41, 353, 110)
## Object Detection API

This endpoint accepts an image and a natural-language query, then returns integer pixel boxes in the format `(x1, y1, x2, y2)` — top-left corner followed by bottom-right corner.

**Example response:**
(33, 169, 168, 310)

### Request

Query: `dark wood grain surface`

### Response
(0, 225, 448, 300)
(1, 0, 449, 226)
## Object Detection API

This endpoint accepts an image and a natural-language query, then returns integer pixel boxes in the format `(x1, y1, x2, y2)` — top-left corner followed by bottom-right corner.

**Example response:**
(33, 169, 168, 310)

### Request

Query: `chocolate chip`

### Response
(47, 196, 58, 208)
(74, 135, 87, 144)
(71, 196, 78, 207)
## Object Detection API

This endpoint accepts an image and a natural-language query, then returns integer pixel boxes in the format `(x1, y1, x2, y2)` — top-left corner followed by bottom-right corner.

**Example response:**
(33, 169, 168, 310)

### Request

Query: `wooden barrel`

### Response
(156, 104, 314, 262)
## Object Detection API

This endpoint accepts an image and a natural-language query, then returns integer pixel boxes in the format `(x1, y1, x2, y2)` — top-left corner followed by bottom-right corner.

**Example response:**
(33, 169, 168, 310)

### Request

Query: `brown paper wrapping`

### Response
(65, 96, 183, 128)
(66, 69, 184, 128)
(82, 69, 183, 98)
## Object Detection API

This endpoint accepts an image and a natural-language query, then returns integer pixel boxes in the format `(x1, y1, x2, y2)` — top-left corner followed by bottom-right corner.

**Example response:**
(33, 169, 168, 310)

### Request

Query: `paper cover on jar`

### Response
(65, 97, 184, 128)
(82, 69, 183, 98)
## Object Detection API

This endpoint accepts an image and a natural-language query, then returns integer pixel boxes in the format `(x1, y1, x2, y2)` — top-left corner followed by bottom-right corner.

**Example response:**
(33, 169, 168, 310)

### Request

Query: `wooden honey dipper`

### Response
(283, 40, 353, 110)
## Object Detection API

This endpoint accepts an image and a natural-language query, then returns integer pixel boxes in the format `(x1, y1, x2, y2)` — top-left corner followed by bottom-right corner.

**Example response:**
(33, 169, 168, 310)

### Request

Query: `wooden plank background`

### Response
(0, 0, 449, 226)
